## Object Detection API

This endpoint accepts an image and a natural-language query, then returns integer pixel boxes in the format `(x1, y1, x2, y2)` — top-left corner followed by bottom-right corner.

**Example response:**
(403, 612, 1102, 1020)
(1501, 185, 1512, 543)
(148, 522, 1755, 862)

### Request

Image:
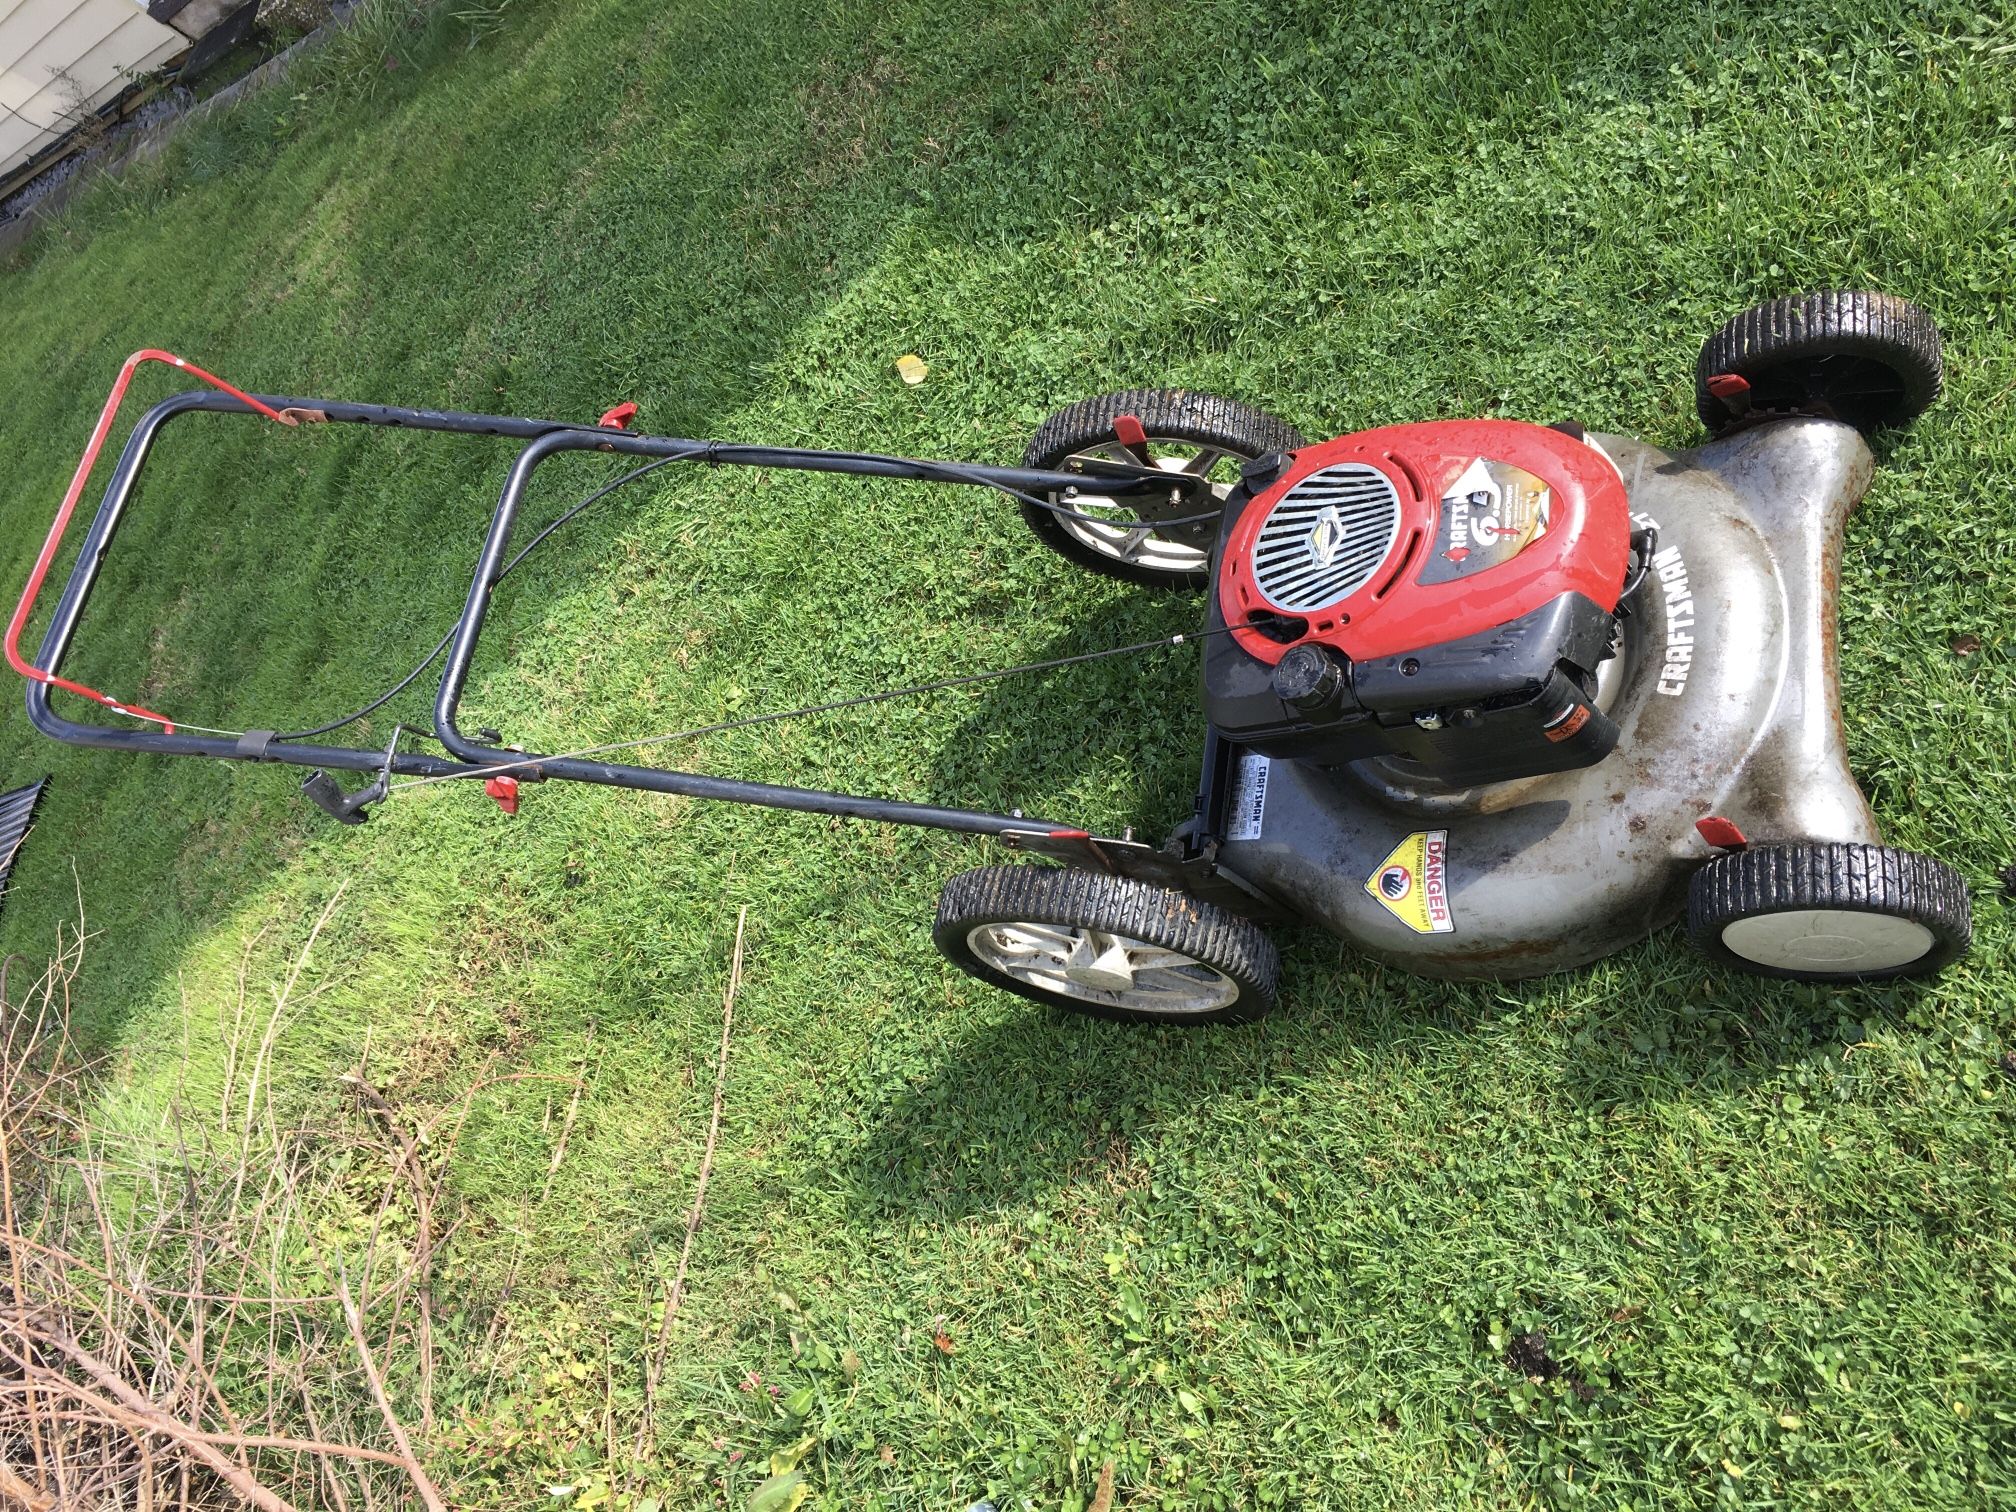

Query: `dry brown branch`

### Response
(294, 1354, 355, 1512)
(337, 1071, 440, 1430)
(0, 1457, 57, 1511)
(646, 906, 747, 1401)
(0, 1326, 299, 1512)
(0, 894, 473, 1512)
(243, 886, 347, 1139)
(0, 1380, 422, 1470)
(1, 924, 85, 1496)
(218, 925, 270, 1133)
(335, 1268, 447, 1512)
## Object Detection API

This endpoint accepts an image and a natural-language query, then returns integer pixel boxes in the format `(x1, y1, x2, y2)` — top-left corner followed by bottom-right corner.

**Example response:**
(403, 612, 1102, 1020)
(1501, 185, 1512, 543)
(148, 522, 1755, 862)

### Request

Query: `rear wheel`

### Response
(933, 864, 1279, 1023)
(1022, 389, 1305, 589)
(1695, 290, 1942, 437)
(1687, 842, 1971, 981)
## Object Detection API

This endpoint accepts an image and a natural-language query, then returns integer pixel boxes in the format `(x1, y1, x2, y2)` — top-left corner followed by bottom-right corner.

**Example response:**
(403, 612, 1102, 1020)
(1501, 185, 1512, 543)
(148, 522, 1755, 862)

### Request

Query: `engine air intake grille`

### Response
(1249, 463, 1401, 612)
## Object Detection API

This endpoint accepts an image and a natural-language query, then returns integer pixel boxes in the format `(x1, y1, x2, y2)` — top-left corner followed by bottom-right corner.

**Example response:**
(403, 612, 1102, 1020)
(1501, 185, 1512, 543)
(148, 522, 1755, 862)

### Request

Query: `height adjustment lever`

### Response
(1705, 372, 1753, 421)
(1112, 412, 1152, 467)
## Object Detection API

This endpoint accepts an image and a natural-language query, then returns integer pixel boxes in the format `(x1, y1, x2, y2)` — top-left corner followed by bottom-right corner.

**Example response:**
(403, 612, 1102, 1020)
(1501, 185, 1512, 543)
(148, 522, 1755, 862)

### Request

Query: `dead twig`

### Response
(337, 1071, 439, 1432)
(0, 1459, 56, 1512)
(0, 892, 460, 1512)
(646, 906, 747, 1401)
(218, 925, 271, 1133)
(0, 1380, 423, 1469)
(335, 1267, 448, 1512)
(0, 1324, 299, 1512)
(243, 886, 348, 1141)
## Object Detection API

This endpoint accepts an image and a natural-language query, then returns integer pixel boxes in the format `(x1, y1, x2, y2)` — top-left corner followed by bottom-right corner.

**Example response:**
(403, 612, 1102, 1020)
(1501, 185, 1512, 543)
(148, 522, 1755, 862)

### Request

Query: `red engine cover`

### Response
(1218, 419, 1632, 664)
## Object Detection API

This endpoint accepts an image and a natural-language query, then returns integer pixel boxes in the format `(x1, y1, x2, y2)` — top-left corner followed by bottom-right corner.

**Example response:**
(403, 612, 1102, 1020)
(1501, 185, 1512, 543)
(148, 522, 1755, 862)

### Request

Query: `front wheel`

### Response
(1687, 842, 1971, 981)
(933, 865, 1279, 1023)
(1021, 389, 1306, 589)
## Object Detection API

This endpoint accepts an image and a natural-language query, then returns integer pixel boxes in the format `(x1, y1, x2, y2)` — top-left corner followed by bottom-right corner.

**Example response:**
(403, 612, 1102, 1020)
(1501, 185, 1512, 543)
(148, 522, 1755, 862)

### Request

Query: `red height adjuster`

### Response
(1111, 412, 1150, 466)
(5, 350, 295, 732)
(1695, 816, 1749, 851)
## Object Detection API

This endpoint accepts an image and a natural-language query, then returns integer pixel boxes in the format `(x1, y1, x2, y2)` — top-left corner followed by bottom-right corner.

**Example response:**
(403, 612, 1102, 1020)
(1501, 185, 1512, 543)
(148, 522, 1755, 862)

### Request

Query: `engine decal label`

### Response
(1365, 830, 1454, 934)
(1419, 457, 1552, 584)
(1226, 753, 1270, 841)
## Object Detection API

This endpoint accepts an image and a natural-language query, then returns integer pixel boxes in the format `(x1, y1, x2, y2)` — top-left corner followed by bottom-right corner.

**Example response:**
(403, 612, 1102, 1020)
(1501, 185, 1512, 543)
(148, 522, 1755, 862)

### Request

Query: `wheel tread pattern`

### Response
(1687, 841, 1971, 981)
(1694, 290, 1942, 435)
(1024, 389, 1307, 472)
(934, 864, 1280, 1023)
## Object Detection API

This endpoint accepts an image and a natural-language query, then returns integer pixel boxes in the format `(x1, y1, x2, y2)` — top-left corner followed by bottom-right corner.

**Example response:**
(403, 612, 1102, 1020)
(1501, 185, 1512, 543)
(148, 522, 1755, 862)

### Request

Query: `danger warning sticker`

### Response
(1418, 457, 1552, 585)
(1365, 830, 1454, 934)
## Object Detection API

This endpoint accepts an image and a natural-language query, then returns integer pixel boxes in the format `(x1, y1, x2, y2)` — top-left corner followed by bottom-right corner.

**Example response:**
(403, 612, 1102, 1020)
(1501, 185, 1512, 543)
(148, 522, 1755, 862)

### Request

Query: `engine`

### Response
(1202, 419, 1635, 788)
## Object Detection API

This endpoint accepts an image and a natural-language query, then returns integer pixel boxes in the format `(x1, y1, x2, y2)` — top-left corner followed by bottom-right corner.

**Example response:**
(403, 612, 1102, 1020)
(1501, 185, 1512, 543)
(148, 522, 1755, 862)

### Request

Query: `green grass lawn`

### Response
(2, 0, 2013, 1504)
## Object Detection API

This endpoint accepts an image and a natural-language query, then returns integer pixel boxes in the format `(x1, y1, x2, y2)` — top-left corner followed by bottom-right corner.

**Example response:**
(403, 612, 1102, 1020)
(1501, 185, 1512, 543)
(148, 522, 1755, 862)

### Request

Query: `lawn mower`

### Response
(8, 291, 1973, 1022)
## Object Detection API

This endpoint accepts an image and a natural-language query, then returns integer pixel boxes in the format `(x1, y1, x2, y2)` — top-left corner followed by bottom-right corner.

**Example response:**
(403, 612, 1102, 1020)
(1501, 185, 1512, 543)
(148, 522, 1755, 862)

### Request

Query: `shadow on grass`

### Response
(915, 589, 1217, 837)
(836, 951, 1933, 1223)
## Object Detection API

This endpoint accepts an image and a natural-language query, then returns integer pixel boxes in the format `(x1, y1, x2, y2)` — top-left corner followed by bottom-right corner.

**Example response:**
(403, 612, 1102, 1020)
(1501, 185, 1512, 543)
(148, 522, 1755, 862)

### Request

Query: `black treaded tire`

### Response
(1021, 389, 1306, 589)
(933, 864, 1280, 1024)
(1687, 842, 1971, 982)
(1695, 290, 1943, 437)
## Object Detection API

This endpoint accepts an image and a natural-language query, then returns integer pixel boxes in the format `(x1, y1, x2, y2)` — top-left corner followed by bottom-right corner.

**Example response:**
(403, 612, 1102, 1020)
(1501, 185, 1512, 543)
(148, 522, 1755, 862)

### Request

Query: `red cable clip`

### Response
(598, 402, 639, 430)
(484, 775, 520, 815)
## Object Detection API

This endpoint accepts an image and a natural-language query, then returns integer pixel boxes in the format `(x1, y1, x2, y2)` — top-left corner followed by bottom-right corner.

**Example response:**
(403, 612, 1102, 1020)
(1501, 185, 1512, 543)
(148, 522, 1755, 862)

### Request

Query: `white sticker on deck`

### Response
(1227, 753, 1271, 840)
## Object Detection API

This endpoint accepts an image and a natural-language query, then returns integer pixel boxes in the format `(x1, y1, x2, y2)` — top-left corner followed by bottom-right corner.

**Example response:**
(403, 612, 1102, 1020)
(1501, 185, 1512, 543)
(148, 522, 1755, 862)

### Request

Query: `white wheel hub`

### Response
(1064, 932, 1137, 991)
(1721, 908, 1934, 973)
(965, 921, 1241, 1014)
(1054, 441, 1240, 573)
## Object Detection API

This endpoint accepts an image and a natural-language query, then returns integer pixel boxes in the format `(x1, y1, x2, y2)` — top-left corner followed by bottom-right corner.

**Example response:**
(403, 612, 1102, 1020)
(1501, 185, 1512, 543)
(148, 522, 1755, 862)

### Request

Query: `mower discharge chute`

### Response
(11, 292, 1974, 1023)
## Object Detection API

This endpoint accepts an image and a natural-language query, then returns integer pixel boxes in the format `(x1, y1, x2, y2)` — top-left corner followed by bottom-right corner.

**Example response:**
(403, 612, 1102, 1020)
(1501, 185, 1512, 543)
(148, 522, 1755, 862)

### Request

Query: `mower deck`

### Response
(1212, 418, 1880, 978)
